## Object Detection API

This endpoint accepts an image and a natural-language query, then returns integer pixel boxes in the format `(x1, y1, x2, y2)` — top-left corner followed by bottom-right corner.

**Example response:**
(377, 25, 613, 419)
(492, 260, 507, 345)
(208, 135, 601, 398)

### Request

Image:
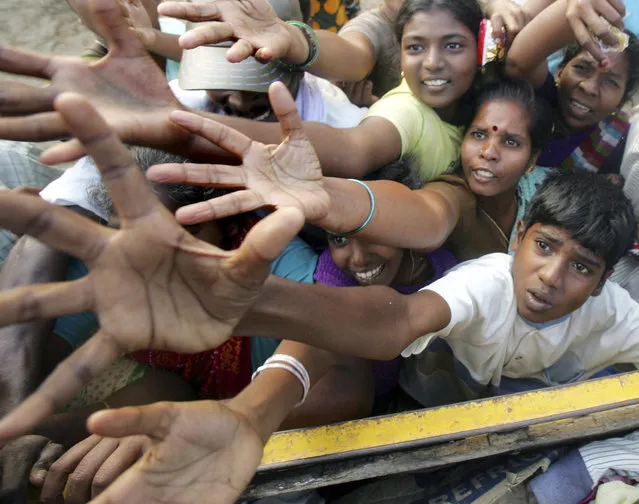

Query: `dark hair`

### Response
(522, 171, 636, 269)
(130, 147, 227, 207)
(558, 31, 639, 104)
(470, 78, 554, 151)
(87, 147, 226, 217)
(395, 0, 483, 43)
(364, 159, 424, 189)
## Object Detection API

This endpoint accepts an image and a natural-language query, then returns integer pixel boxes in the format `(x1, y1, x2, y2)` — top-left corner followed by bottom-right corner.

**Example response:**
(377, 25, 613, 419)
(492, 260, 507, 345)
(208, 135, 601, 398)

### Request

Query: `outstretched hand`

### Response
(158, 0, 309, 65)
(147, 82, 330, 226)
(0, 0, 220, 164)
(81, 401, 266, 504)
(0, 91, 304, 443)
(566, 0, 626, 62)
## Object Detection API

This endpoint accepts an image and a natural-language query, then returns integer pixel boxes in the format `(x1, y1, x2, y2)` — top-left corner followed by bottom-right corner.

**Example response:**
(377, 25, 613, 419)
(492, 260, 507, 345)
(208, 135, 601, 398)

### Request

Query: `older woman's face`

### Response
(556, 50, 629, 131)
(461, 100, 534, 198)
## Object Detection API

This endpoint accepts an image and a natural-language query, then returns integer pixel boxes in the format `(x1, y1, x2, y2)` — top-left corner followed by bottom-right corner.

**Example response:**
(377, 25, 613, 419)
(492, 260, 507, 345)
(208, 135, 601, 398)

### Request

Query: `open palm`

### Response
(146, 82, 331, 226)
(85, 401, 265, 504)
(158, 0, 295, 63)
(0, 0, 219, 164)
(0, 92, 304, 443)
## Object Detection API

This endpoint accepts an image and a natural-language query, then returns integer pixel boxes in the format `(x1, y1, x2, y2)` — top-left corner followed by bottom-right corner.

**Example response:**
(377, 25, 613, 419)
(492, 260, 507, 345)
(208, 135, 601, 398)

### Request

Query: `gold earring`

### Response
(401, 71, 405, 78)
(525, 160, 536, 176)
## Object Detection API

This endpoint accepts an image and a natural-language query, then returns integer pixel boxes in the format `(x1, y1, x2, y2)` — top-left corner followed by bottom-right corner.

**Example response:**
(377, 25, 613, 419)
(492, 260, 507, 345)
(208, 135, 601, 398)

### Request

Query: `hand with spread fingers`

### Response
(0, 0, 223, 165)
(566, 0, 627, 62)
(78, 401, 266, 504)
(147, 82, 330, 227)
(158, 0, 311, 66)
(0, 91, 304, 444)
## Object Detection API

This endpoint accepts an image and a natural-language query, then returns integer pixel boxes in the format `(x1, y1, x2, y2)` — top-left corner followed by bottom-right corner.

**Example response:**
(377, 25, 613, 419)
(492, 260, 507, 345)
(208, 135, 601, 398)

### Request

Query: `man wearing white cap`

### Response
(171, 0, 367, 127)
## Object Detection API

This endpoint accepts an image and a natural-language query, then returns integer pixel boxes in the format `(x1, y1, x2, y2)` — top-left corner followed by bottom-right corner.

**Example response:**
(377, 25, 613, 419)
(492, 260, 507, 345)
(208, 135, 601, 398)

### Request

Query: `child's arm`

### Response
(506, 0, 577, 87)
(236, 277, 452, 360)
(160, 0, 380, 85)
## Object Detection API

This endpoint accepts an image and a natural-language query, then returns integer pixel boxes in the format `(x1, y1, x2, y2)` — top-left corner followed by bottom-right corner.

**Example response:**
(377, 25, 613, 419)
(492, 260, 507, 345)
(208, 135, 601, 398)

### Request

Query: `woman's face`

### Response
(461, 100, 534, 198)
(400, 9, 477, 122)
(556, 50, 629, 131)
(328, 235, 405, 286)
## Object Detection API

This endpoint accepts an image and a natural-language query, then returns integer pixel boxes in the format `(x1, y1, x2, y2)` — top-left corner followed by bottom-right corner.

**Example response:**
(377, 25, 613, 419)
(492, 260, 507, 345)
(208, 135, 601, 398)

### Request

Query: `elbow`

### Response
(505, 57, 528, 80)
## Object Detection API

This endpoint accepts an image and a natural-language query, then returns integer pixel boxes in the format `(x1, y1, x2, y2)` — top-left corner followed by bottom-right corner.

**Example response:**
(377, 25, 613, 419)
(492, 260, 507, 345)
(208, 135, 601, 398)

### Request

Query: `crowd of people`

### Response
(0, 0, 638, 502)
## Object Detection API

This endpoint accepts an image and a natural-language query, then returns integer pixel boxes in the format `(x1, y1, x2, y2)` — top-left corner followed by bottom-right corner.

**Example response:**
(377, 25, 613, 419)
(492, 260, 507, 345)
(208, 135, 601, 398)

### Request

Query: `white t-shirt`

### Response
(402, 253, 639, 389)
(169, 73, 368, 128)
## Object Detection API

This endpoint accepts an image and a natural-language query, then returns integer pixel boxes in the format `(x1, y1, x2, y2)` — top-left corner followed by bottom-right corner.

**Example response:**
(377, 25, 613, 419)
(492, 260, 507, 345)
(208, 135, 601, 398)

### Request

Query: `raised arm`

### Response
(506, 0, 576, 87)
(159, 0, 377, 83)
(147, 88, 460, 251)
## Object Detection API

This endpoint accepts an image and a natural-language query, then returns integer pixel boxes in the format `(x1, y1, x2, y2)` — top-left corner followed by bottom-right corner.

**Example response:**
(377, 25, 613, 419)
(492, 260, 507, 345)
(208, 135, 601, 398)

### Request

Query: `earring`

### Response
(401, 71, 405, 78)
(525, 160, 536, 177)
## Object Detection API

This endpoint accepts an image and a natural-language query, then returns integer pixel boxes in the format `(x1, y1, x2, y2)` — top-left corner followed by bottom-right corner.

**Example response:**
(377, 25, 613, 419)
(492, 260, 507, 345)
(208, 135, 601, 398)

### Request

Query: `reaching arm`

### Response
(506, 0, 576, 87)
(160, 0, 378, 83)
(0, 236, 69, 418)
(236, 276, 452, 360)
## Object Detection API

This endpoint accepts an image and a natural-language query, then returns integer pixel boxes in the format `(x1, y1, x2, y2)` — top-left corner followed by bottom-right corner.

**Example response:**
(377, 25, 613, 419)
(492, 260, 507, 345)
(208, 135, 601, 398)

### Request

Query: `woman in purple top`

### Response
(506, 0, 639, 175)
(312, 160, 457, 405)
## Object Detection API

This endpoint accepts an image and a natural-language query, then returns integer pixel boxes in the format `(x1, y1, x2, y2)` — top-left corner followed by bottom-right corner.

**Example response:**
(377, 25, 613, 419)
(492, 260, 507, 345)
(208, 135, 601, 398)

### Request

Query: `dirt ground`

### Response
(0, 0, 377, 83)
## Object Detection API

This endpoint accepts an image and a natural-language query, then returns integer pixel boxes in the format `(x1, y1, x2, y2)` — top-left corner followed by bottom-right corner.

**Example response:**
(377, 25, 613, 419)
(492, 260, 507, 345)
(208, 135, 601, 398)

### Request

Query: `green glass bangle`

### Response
(332, 179, 376, 238)
(277, 21, 320, 72)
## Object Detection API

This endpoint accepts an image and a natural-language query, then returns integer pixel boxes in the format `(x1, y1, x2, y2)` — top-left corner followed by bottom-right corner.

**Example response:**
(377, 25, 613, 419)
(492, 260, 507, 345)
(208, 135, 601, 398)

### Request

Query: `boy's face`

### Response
(510, 222, 611, 324)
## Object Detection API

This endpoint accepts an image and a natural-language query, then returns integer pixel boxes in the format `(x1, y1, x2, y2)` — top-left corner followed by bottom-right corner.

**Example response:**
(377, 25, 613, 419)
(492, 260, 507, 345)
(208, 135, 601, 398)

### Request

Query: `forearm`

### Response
(0, 237, 69, 416)
(278, 21, 374, 83)
(236, 277, 415, 359)
(317, 179, 459, 250)
(200, 114, 395, 177)
(280, 355, 373, 429)
(229, 340, 336, 442)
(33, 368, 196, 445)
(506, 0, 574, 85)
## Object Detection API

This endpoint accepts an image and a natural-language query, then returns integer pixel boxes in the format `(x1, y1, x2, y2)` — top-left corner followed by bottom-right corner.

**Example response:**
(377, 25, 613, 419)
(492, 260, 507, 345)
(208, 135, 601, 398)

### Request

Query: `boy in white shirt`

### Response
(233, 171, 639, 397)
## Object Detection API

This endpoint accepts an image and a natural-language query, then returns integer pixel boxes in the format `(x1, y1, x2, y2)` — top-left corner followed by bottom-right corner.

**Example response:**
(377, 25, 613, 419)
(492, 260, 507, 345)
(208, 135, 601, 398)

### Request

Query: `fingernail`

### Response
(31, 470, 47, 483)
(180, 33, 196, 47)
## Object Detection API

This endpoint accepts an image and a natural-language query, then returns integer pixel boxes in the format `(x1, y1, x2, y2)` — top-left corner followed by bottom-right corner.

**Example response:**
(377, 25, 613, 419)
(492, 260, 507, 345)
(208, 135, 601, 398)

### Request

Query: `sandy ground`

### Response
(0, 0, 377, 84)
(0, 0, 94, 84)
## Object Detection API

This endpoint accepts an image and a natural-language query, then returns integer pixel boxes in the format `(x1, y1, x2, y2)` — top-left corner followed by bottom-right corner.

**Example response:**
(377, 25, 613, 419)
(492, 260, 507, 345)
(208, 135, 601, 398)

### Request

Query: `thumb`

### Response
(29, 441, 65, 487)
(89, 0, 148, 58)
(88, 402, 178, 440)
(268, 81, 305, 140)
(230, 207, 305, 281)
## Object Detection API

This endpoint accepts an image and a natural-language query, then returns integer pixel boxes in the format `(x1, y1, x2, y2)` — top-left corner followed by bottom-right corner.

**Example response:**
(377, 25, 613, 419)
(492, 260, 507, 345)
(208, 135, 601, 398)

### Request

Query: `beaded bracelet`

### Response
(277, 21, 320, 72)
(331, 179, 376, 238)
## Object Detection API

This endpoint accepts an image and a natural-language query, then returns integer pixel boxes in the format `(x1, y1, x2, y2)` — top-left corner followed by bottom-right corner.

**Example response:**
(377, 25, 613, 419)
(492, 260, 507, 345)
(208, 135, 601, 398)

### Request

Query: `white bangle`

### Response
(265, 354, 311, 392)
(251, 355, 311, 407)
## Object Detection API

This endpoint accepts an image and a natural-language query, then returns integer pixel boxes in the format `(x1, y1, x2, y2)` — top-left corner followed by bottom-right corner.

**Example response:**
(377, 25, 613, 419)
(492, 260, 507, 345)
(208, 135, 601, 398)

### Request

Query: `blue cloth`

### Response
(250, 237, 318, 372)
(529, 449, 593, 504)
(54, 237, 319, 368)
(53, 258, 98, 348)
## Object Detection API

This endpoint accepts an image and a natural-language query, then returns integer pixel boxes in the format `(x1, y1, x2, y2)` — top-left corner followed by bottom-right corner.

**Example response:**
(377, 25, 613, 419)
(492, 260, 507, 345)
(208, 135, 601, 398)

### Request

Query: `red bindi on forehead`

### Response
(492, 125, 498, 131)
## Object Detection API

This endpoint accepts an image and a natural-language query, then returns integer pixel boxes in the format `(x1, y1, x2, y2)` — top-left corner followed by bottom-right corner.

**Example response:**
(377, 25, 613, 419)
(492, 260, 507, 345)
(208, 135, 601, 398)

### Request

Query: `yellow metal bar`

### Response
(261, 372, 639, 468)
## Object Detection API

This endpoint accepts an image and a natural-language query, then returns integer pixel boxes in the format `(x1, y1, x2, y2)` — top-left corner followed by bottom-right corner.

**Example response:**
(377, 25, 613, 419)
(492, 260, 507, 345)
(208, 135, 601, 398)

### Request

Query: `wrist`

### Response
(284, 21, 311, 65)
